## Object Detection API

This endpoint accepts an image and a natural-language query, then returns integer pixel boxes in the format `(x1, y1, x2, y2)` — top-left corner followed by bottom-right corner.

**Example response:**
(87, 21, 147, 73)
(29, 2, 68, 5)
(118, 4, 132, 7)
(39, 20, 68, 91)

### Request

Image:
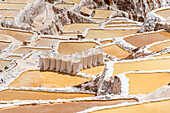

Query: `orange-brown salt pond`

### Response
(105, 22, 138, 26)
(0, 2, 26, 10)
(0, 29, 34, 42)
(9, 71, 91, 88)
(35, 37, 59, 47)
(148, 41, 170, 52)
(124, 31, 170, 47)
(0, 42, 10, 50)
(85, 29, 138, 39)
(62, 0, 81, 4)
(6, 55, 22, 60)
(80, 65, 105, 76)
(93, 99, 170, 113)
(103, 45, 130, 59)
(155, 8, 170, 19)
(0, 9, 20, 17)
(4, 17, 15, 21)
(113, 58, 170, 75)
(55, 3, 74, 10)
(0, 60, 11, 71)
(14, 47, 51, 54)
(126, 72, 170, 94)
(111, 19, 128, 21)
(6, 0, 36, 3)
(63, 23, 100, 32)
(100, 40, 113, 45)
(93, 9, 116, 18)
(153, 53, 170, 58)
(92, 18, 106, 22)
(104, 25, 141, 29)
(0, 99, 136, 113)
(0, 90, 94, 101)
(60, 33, 82, 37)
(58, 42, 97, 55)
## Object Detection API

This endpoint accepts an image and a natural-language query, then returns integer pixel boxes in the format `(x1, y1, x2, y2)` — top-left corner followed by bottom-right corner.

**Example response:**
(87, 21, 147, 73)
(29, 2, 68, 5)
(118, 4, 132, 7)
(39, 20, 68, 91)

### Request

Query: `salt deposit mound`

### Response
(166, 16, 170, 23)
(142, 85, 170, 100)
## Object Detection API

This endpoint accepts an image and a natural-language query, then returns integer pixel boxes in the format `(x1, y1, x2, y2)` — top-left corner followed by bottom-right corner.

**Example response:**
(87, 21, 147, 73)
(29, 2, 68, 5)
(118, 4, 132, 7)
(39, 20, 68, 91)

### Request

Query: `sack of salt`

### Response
(43, 53, 50, 71)
(49, 53, 56, 71)
(97, 47, 104, 65)
(92, 49, 97, 66)
(55, 54, 62, 72)
(72, 56, 80, 74)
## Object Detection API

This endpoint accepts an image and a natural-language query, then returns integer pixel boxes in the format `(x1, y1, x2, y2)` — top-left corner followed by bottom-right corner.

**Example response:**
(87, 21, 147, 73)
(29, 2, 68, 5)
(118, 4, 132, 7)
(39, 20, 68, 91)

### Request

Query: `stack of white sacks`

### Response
(39, 47, 104, 74)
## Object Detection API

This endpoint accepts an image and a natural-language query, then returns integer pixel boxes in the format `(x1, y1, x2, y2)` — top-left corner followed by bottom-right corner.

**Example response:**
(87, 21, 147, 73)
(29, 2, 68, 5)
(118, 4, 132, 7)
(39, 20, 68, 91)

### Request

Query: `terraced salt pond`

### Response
(0, 90, 94, 101)
(91, 18, 106, 22)
(105, 22, 138, 26)
(61, 32, 81, 36)
(126, 72, 170, 94)
(100, 40, 113, 45)
(9, 71, 91, 88)
(6, 55, 22, 60)
(113, 58, 170, 75)
(153, 53, 170, 58)
(6, 0, 36, 3)
(0, 9, 20, 17)
(80, 65, 105, 76)
(4, 17, 15, 21)
(0, 41, 11, 51)
(155, 8, 170, 19)
(58, 42, 97, 55)
(0, 29, 34, 42)
(1, 99, 136, 113)
(103, 45, 130, 59)
(124, 31, 170, 47)
(63, 23, 100, 32)
(14, 47, 51, 54)
(111, 19, 128, 21)
(61, 0, 81, 4)
(104, 25, 141, 29)
(0, 60, 11, 71)
(93, 9, 116, 18)
(35, 37, 59, 47)
(94, 99, 170, 113)
(85, 29, 138, 39)
(55, 3, 74, 10)
(148, 41, 170, 52)
(0, 2, 27, 10)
